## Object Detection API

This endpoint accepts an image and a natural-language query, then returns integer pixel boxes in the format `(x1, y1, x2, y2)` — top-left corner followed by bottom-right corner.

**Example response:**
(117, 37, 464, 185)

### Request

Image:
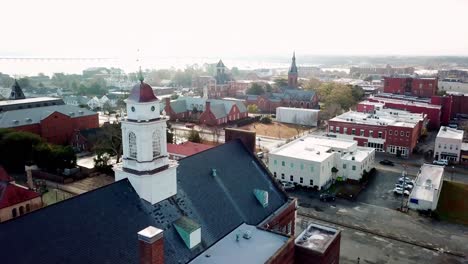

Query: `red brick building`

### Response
(328, 110, 427, 157)
(192, 60, 251, 99)
(246, 53, 319, 113)
(384, 77, 438, 97)
(164, 97, 248, 126)
(0, 105, 98, 145)
(363, 97, 442, 129)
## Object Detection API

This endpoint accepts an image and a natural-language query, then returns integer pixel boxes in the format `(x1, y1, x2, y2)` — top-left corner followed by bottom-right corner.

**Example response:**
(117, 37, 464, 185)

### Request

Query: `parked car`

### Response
(319, 193, 336, 202)
(393, 187, 410, 196)
(379, 159, 394, 166)
(280, 181, 295, 191)
(395, 183, 413, 190)
(398, 179, 414, 186)
(433, 159, 448, 166)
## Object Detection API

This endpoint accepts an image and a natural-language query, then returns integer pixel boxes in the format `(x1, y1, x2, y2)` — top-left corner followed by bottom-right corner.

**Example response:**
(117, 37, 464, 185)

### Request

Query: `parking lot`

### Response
(357, 166, 414, 209)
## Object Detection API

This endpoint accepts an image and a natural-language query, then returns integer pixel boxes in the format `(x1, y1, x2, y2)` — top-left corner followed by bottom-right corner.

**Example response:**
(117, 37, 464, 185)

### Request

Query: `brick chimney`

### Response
(138, 226, 164, 264)
(165, 98, 171, 110)
(205, 101, 211, 112)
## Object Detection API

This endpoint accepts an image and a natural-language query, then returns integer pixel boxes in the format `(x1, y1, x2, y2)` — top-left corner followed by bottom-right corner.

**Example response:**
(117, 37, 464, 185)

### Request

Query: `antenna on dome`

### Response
(136, 48, 144, 83)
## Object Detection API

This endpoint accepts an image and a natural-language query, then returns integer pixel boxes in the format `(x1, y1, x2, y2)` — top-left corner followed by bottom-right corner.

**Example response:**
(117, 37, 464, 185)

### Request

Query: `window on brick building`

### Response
(336, 127, 340, 133)
(344, 127, 348, 134)
(389, 130, 392, 135)
(281, 173, 285, 179)
(360, 129, 364, 136)
(400, 131, 404, 136)
(370, 130, 374, 137)
(330, 126, 334, 132)
(310, 179, 314, 186)
(290, 175, 294, 181)
(300, 177, 303, 184)
(406, 131, 410, 137)
(378, 132, 382, 138)
(352, 128, 356, 135)
(395, 130, 398, 135)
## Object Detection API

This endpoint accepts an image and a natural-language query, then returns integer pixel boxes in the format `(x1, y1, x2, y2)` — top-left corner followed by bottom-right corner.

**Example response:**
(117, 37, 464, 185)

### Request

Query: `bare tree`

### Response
(93, 124, 123, 163)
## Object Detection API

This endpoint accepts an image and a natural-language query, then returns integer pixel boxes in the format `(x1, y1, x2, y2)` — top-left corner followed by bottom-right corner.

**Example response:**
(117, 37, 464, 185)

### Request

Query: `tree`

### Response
(187, 129, 202, 143)
(274, 78, 288, 88)
(0, 131, 43, 171)
(246, 83, 265, 95)
(247, 104, 258, 113)
(166, 121, 174, 143)
(303, 78, 321, 91)
(17, 77, 31, 88)
(259, 116, 272, 124)
(93, 124, 123, 163)
(265, 83, 273, 93)
(351, 85, 365, 103)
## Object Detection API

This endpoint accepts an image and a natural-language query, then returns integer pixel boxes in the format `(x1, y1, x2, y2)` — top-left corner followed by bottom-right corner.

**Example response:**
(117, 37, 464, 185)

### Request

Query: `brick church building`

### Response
(246, 53, 319, 113)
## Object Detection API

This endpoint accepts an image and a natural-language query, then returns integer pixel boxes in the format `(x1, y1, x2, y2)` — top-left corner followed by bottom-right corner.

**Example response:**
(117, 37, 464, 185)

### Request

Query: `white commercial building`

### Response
(408, 164, 444, 211)
(434, 126, 464, 163)
(268, 135, 375, 190)
(438, 80, 468, 94)
(275, 107, 319, 126)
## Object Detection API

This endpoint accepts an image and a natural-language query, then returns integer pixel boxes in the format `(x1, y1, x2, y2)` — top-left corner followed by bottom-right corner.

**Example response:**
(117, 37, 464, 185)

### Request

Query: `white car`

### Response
(433, 159, 448, 166)
(393, 187, 410, 196)
(395, 183, 413, 190)
(399, 177, 413, 183)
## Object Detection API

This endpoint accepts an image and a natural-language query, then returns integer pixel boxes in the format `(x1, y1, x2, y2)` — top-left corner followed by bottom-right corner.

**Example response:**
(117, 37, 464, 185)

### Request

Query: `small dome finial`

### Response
(138, 66, 144, 83)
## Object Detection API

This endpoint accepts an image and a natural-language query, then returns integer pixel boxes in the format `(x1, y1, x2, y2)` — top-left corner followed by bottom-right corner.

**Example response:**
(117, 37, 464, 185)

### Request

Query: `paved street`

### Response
(288, 167, 468, 261)
(297, 215, 466, 264)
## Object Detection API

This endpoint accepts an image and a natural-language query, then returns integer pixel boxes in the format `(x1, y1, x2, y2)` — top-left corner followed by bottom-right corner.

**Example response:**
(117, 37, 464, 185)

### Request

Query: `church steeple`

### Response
(288, 52, 298, 88)
(9, 79, 26, 100)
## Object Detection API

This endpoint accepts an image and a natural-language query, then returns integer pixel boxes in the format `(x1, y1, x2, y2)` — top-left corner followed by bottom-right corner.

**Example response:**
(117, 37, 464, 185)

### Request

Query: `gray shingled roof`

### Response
(169, 97, 247, 119)
(0, 105, 96, 128)
(0, 140, 289, 264)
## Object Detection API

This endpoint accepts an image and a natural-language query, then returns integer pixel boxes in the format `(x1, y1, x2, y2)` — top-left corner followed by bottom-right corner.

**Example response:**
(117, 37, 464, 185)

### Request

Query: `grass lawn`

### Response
(239, 122, 308, 139)
(436, 181, 468, 225)
(42, 189, 75, 206)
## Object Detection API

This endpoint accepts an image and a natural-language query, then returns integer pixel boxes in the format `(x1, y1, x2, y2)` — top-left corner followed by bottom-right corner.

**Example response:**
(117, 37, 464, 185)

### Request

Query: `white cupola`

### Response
(114, 71, 178, 205)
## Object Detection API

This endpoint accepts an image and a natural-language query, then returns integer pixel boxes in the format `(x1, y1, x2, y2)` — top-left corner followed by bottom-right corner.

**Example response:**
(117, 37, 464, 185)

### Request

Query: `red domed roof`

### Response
(128, 81, 158, 103)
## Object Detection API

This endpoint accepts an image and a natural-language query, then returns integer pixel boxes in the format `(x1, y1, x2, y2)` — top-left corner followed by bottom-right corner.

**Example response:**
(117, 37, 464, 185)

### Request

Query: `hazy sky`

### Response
(2, 0, 468, 58)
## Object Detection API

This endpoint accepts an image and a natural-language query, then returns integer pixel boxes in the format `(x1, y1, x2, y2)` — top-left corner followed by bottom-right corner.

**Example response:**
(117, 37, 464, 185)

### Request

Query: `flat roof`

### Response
(188, 223, 289, 264)
(295, 223, 339, 253)
(270, 136, 357, 162)
(437, 126, 464, 140)
(0, 97, 62, 106)
(341, 147, 375, 162)
(330, 110, 422, 128)
(374, 93, 432, 104)
(368, 96, 441, 109)
(410, 164, 444, 203)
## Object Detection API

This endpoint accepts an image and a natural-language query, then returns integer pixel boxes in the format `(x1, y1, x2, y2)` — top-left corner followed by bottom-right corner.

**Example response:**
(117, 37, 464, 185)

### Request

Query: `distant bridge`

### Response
(0, 57, 114, 61)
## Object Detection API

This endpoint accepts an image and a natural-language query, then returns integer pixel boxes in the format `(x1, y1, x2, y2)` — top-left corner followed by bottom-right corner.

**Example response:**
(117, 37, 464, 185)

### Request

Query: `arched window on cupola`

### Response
(153, 131, 161, 158)
(129, 132, 137, 159)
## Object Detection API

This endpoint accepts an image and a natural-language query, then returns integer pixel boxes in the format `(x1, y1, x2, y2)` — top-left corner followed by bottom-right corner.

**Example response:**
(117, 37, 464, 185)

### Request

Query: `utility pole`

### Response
(401, 164, 407, 211)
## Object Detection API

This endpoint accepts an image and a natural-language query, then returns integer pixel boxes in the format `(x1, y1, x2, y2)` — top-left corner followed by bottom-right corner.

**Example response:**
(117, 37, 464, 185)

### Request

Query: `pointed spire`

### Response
(9, 79, 26, 100)
(289, 51, 298, 74)
(138, 67, 144, 83)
